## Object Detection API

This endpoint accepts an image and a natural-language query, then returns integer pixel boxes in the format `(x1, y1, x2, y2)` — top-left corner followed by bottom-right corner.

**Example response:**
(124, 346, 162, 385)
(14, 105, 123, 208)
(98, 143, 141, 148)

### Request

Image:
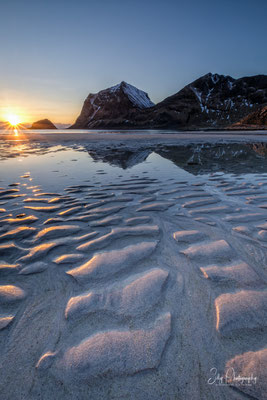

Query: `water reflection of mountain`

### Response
(250, 143, 267, 157)
(88, 143, 267, 174)
(88, 149, 151, 169)
(1, 141, 267, 174)
(158, 143, 267, 174)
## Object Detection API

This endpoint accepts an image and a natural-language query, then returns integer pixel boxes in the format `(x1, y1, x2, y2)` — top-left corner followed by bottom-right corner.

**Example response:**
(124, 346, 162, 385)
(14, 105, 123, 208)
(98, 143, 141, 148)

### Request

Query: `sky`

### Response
(0, 0, 267, 124)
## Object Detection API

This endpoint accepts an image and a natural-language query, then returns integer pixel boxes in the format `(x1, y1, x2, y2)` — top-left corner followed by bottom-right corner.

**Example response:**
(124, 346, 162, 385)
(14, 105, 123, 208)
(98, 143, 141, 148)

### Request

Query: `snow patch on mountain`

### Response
(190, 86, 207, 112)
(210, 73, 219, 84)
(110, 82, 155, 109)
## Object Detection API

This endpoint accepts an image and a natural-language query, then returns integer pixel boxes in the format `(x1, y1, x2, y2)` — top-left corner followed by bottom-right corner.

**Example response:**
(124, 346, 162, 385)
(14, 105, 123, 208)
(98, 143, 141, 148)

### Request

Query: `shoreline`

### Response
(1, 130, 267, 146)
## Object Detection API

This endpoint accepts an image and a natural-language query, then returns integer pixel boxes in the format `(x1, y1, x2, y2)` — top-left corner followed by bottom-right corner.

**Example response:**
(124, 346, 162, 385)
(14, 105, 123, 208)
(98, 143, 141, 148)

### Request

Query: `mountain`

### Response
(30, 119, 57, 129)
(231, 105, 267, 129)
(54, 123, 71, 129)
(71, 81, 154, 129)
(71, 74, 267, 129)
(150, 73, 267, 129)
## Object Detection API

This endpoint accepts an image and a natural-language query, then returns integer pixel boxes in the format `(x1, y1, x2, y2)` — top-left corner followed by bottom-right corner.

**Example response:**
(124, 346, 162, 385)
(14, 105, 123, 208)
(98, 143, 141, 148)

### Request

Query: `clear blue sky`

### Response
(0, 0, 266, 123)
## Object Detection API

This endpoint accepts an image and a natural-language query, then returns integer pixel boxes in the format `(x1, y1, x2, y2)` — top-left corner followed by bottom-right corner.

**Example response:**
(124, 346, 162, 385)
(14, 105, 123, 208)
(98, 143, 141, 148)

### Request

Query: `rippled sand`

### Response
(0, 133, 266, 399)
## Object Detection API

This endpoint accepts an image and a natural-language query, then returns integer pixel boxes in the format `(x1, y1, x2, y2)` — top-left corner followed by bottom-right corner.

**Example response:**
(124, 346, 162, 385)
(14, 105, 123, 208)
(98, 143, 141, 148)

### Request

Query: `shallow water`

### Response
(0, 144, 194, 191)
(0, 139, 267, 188)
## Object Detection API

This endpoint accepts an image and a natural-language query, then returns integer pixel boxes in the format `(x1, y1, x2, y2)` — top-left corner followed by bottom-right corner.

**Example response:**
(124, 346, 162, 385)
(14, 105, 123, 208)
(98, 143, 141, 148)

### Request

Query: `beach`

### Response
(0, 130, 266, 399)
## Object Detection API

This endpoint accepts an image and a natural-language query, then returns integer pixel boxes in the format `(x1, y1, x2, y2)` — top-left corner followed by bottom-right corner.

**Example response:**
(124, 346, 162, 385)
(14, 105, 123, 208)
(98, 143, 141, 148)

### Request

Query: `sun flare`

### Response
(6, 113, 21, 127)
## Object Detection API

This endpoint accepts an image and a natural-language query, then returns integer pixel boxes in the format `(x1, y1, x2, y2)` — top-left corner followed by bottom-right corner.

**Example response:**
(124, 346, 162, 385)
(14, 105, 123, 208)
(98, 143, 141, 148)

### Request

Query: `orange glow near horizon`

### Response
(1, 102, 75, 126)
(1, 106, 31, 127)
(1, 112, 29, 140)
(6, 113, 21, 127)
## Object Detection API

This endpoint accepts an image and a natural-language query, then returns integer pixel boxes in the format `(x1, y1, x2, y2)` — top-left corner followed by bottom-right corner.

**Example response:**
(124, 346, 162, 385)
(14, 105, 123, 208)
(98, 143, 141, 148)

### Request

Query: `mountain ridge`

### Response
(71, 73, 267, 130)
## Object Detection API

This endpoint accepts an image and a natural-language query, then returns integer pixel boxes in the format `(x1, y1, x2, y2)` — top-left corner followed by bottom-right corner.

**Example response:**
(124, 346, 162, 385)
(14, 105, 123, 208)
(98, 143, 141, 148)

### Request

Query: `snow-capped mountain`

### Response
(71, 74, 267, 129)
(109, 82, 154, 109)
(71, 81, 154, 129)
(148, 73, 267, 129)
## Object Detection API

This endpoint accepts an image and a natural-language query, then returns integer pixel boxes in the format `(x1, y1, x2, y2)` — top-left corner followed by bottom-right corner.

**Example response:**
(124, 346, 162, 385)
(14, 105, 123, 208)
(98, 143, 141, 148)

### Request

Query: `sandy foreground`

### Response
(0, 131, 266, 400)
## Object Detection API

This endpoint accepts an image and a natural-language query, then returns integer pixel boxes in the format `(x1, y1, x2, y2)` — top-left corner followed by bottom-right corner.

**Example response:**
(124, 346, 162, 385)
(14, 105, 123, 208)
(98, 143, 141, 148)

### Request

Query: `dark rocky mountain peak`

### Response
(71, 82, 154, 129)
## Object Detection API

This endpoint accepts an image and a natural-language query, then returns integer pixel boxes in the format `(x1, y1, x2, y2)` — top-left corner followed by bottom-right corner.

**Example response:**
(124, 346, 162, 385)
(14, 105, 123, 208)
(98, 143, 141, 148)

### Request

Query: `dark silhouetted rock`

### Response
(30, 119, 57, 130)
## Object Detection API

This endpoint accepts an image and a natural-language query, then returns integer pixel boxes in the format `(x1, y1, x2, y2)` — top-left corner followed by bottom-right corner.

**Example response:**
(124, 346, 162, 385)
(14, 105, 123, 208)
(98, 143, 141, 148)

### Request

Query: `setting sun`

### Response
(6, 113, 21, 127)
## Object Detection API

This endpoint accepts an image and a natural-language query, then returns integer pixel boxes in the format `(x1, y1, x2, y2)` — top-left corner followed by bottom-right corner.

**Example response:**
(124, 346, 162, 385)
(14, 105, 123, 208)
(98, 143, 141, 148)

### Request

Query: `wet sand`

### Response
(0, 132, 266, 399)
